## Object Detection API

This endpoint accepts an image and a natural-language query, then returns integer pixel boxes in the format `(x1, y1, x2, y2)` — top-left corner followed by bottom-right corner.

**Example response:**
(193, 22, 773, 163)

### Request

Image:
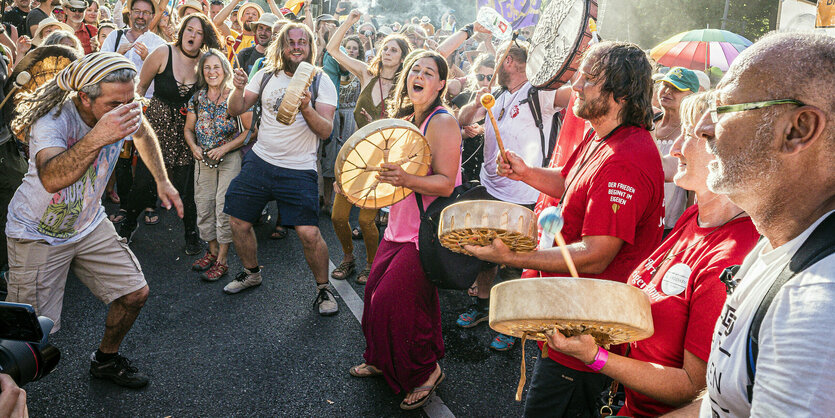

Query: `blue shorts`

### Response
(223, 152, 319, 226)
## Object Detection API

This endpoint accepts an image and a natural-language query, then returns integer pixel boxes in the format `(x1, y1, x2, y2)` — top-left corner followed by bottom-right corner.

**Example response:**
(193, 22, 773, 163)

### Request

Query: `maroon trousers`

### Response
(361, 239, 444, 393)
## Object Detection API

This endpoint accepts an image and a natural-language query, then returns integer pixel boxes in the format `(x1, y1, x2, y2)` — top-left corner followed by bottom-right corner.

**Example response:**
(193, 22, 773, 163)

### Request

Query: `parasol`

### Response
(650, 29, 752, 72)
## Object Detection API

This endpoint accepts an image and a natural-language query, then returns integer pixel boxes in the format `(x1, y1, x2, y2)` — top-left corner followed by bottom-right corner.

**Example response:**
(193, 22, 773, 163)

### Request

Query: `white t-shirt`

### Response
(246, 68, 337, 171)
(6, 101, 126, 245)
(100, 28, 165, 99)
(480, 82, 559, 205)
(700, 210, 835, 417)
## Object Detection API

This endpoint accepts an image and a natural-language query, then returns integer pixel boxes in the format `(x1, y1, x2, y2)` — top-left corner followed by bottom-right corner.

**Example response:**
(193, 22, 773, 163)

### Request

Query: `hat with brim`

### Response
(177, 0, 203, 18)
(237, 2, 264, 28)
(62, 0, 87, 10)
(32, 17, 74, 46)
(316, 13, 337, 24)
(128, 0, 156, 16)
(657, 66, 700, 92)
(252, 12, 279, 30)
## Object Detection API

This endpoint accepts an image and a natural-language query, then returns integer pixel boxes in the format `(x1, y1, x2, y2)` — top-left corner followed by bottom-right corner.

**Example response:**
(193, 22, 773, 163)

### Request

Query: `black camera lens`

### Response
(0, 340, 60, 386)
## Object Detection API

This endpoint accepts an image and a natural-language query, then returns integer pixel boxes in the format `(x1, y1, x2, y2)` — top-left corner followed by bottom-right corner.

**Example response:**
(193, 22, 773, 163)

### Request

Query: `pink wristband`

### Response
(586, 346, 608, 372)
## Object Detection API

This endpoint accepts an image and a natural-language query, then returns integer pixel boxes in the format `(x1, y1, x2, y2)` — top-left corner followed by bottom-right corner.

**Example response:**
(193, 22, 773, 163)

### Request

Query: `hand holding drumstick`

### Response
(480, 93, 507, 163)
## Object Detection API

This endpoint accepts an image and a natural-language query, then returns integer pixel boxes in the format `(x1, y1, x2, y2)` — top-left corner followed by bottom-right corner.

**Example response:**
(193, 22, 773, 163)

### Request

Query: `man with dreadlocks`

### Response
(4, 52, 183, 389)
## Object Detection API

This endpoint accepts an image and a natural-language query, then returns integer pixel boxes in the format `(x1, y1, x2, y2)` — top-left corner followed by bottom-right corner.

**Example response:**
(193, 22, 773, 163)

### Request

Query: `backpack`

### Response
(721, 213, 835, 403)
(525, 87, 563, 167)
(242, 68, 322, 145)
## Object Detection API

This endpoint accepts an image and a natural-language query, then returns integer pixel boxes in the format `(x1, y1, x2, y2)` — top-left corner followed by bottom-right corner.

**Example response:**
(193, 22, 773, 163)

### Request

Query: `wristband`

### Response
(461, 23, 474, 40)
(586, 346, 608, 372)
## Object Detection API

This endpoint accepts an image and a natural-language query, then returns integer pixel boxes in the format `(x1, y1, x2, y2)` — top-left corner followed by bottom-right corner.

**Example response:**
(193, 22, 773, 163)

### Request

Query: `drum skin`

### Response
(276, 61, 316, 125)
(335, 118, 432, 209)
(489, 277, 654, 346)
(438, 200, 538, 254)
(526, 0, 598, 90)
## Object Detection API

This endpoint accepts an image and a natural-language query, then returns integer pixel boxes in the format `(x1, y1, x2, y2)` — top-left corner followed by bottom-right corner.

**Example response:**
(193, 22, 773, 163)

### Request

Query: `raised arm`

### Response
(264, 0, 280, 15)
(457, 88, 488, 126)
(212, 0, 242, 37)
(326, 9, 370, 84)
(302, 0, 314, 33)
(227, 67, 261, 116)
(147, 0, 167, 31)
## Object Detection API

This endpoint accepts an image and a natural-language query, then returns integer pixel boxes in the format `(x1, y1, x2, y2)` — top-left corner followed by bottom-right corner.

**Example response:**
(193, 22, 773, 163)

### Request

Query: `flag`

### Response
(283, 0, 304, 15)
(476, 0, 542, 29)
(816, 0, 835, 28)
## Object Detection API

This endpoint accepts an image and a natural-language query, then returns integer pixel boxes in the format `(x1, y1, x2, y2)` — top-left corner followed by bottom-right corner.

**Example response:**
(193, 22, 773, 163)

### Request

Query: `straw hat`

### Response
(32, 17, 73, 46)
(237, 2, 263, 28)
(177, 0, 203, 18)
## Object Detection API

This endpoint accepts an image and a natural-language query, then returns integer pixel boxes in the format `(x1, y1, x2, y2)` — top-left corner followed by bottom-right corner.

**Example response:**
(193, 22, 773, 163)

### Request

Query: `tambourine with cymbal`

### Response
(335, 118, 432, 209)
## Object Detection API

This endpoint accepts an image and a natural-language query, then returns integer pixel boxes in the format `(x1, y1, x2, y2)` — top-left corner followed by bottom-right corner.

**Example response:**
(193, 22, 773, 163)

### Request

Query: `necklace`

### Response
(646, 210, 747, 279)
(181, 47, 200, 59)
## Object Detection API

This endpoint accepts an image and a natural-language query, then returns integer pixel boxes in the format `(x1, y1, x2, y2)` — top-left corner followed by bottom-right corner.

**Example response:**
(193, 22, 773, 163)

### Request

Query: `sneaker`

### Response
(89, 352, 149, 388)
(118, 222, 137, 245)
(191, 252, 216, 272)
(314, 284, 338, 316)
(185, 233, 203, 256)
(489, 334, 517, 352)
(223, 268, 262, 294)
(456, 304, 489, 328)
(201, 262, 228, 282)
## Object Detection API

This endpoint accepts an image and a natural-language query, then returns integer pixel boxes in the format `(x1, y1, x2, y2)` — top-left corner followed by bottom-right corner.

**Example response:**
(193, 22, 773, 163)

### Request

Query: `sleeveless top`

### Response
(153, 45, 197, 106)
(353, 76, 385, 129)
(383, 106, 463, 247)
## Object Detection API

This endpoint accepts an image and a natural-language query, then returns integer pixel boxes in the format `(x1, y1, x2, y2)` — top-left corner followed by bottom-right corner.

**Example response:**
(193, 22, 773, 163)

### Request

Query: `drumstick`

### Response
(537, 206, 579, 278)
(0, 71, 31, 110)
(555, 232, 579, 278)
(480, 93, 507, 162)
(489, 36, 514, 91)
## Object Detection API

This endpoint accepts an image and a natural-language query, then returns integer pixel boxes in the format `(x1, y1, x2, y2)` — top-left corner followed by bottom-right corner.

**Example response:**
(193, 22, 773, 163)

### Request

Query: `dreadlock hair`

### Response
(12, 68, 137, 141)
(582, 41, 654, 129)
(387, 49, 449, 122)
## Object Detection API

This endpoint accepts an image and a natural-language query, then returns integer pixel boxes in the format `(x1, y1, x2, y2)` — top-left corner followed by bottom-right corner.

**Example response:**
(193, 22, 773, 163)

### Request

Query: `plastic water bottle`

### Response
(476, 7, 513, 41)
(537, 206, 564, 250)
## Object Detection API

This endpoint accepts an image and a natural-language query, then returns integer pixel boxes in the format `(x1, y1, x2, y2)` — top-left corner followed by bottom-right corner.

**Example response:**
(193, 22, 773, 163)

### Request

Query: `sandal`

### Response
(348, 363, 382, 378)
(356, 267, 371, 285)
(400, 369, 445, 410)
(109, 209, 127, 224)
(351, 226, 362, 240)
(144, 209, 159, 225)
(331, 260, 356, 280)
(269, 225, 288, 240)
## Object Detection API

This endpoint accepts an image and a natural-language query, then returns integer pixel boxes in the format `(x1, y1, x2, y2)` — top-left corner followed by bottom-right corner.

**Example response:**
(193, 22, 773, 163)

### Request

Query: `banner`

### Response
(816, 0, 835, 28)
(476, 0, 542, 29)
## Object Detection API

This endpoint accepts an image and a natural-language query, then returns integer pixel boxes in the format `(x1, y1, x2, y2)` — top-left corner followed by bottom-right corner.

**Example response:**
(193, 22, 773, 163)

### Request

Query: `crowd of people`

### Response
(0, 0, 833, 416)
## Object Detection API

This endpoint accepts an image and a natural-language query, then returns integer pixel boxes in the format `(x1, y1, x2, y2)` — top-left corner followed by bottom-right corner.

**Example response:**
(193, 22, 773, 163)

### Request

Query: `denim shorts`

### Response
(223, 151, 319, 226)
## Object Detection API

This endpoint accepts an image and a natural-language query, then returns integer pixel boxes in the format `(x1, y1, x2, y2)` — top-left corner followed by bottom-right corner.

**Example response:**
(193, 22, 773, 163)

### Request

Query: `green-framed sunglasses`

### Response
(709, 99, 805, 124)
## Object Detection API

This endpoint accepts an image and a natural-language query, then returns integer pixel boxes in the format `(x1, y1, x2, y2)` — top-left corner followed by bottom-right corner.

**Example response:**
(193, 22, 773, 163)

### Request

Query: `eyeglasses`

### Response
(131, 9, 152, 16)
(68, 7, 85, 13)
(475, 74, 492, 81)
(709, 99, 805, 124)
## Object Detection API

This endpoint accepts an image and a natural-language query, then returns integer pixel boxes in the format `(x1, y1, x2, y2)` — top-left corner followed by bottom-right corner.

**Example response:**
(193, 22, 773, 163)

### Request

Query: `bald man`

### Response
(665, 32, 835, 417)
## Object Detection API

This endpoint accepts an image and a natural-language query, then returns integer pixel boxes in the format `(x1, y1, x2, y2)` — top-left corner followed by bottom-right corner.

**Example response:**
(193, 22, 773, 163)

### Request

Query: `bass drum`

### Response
(527, 0, 598, 90)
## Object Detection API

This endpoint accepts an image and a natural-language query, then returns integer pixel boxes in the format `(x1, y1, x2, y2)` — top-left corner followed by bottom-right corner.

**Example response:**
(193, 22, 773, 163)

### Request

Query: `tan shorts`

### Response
(6, 220, 147, 332)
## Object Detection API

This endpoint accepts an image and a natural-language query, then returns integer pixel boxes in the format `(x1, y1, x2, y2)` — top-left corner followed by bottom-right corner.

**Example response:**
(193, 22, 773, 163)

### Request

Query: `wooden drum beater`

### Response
(480, 93, 507, 162)
(0, 71, 31, 109)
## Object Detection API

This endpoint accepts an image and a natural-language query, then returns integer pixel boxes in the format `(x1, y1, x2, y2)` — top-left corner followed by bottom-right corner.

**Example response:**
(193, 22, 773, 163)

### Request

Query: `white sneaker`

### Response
(223, 268, 262, 294)
(315, 284, 338, 316)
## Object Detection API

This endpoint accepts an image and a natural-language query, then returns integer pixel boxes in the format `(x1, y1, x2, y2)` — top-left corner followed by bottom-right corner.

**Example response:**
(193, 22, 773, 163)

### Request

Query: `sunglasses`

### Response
(68, 7, 85, 12)
(475, 74, 492, 81)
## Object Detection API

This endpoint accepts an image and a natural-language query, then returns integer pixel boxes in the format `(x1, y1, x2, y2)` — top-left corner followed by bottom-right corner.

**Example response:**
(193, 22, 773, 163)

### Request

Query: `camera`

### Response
(0, 302, 60, 386)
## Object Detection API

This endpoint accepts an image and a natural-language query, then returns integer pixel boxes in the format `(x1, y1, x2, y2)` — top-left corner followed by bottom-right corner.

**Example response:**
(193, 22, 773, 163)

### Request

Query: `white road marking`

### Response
(328, 260, 455, 417)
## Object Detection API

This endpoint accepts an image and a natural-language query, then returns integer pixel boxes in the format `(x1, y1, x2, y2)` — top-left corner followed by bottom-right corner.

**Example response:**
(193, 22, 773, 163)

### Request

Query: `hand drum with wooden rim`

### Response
(438, 200, 538, 254)
(489, 277, 654, 346)
(335, 119, 432, 209)
(275, 61, 316, 125)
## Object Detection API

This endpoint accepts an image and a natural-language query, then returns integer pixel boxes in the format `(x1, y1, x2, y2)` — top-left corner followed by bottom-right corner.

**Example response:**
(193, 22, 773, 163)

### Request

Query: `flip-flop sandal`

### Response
(269, 226, 288, 240)
(348, 363, 382, 378)
(109, 209, 127, 224)
(144, 209, 160, 225)
(400, 371, 445, 410)
(331, 260, 356, 280)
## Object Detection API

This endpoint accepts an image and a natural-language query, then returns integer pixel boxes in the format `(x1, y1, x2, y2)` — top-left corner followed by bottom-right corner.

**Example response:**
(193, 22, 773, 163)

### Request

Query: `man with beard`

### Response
(662, 32, 835, 418)
(464, 41, 665, 416)
(63, 0, 97, 54)
(455, 39, 571, 352)
(4, 0, 31, 38)
(224, 23, 339, 316)
(101, 0, 164, 99)
(24, 0, 59, 37)
(236, 13, 277, 74)
(212, 0, 265, 62)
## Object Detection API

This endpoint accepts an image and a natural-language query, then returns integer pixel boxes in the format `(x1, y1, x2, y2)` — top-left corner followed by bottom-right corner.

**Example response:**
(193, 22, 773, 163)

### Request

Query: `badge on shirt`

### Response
(510, 104, 519, 118)
(661, 263, 691, 296)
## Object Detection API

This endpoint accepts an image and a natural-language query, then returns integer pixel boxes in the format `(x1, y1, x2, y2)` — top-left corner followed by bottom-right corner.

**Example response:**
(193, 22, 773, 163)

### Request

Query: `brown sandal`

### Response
(356, 267, 371, 285)
(349, 363, 382, 378)
(400, 369, 445, 410)
(331, 260, 356, 280)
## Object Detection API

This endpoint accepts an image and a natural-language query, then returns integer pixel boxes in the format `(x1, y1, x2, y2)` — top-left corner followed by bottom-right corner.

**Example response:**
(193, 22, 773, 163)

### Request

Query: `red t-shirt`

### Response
(617, 205, 759, 417)
(525, 124, 665, 371)
(75, 24, 98, 55)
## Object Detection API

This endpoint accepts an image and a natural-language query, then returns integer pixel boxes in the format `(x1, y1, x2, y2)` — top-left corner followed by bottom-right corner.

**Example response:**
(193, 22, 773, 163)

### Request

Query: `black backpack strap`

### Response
(309, 70, 321, 107)
(114, 29, 124, 52)
(242, 71, 273, 145)
(745, 213, 835, 402)
(524, 86, 549, 167)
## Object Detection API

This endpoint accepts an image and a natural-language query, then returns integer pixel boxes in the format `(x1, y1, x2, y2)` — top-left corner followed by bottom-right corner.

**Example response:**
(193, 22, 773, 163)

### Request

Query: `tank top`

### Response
(153, 45, 196, 106)
(353, 76, 385, 129)
(383, 106, 463, 247)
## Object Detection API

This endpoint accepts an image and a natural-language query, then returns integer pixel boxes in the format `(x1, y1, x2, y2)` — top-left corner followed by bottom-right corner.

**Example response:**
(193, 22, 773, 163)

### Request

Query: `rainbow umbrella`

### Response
(650, 29, 753, 72)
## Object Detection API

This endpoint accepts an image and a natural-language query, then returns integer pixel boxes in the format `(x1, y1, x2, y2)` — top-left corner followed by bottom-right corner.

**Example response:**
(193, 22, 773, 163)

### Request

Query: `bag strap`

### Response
(413, 107, 450, 216)
(524, 87, 550, 167)
(242, 70, 273, 145)
(745, 212, 835, 402)
(114, 29, 124, 52)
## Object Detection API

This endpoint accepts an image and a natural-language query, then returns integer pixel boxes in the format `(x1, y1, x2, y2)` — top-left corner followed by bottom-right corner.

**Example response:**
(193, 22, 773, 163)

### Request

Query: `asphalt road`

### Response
(15, 202, 537, 417)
